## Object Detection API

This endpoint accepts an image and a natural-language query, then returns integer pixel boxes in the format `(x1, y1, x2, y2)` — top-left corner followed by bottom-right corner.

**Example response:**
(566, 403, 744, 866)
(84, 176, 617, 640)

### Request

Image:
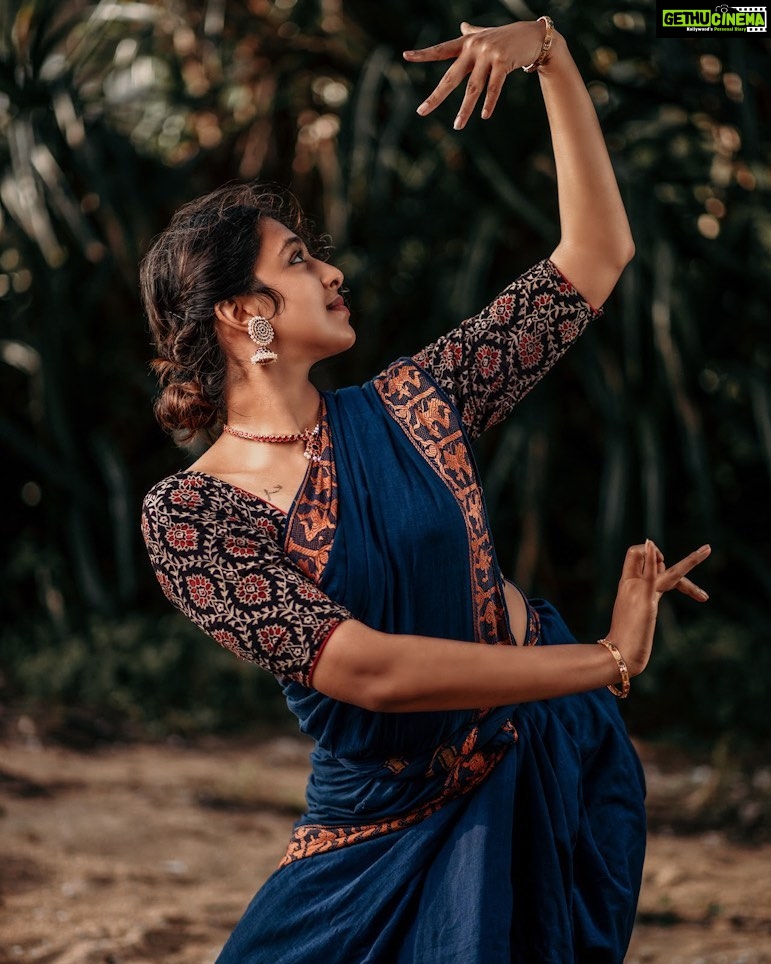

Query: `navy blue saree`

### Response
(142, 259, 647, 962)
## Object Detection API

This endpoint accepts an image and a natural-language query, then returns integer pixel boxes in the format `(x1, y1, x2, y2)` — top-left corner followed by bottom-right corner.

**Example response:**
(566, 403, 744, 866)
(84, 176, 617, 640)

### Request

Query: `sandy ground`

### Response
(1, 729, 770, 963)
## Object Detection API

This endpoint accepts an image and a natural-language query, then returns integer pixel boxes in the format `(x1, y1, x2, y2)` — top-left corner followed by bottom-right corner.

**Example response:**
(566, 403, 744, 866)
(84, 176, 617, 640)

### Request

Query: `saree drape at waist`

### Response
(282, 707, 518, 864)
(304, 704, 517, 824)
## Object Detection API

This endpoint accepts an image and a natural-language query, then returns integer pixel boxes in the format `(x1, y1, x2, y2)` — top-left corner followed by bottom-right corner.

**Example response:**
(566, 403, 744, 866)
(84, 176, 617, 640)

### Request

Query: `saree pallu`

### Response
(216, 366, 646, 963)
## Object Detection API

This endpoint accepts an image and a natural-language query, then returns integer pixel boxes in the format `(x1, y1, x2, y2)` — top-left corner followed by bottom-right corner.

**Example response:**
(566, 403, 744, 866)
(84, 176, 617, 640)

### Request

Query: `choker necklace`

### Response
(223, 417, 322, 462)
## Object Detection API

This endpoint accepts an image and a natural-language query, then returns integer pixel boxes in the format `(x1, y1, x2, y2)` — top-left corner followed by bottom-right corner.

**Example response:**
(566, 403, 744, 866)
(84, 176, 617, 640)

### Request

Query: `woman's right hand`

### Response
(607, 539, 711, 677)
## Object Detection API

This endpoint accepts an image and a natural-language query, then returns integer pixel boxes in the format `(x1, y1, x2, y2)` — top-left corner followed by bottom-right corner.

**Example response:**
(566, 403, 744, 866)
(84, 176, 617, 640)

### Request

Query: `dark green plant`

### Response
(4, 612, 290, 739)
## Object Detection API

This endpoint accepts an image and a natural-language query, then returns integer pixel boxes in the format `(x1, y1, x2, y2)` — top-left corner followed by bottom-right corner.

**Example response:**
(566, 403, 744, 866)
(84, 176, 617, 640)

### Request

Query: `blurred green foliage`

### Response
(1, 0, 769, 743)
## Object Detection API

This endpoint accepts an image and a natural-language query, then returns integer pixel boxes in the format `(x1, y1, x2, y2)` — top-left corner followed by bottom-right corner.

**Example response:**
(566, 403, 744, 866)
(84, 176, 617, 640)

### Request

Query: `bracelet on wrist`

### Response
(596, 638, 631, 698)
(522, 16, 555, 73)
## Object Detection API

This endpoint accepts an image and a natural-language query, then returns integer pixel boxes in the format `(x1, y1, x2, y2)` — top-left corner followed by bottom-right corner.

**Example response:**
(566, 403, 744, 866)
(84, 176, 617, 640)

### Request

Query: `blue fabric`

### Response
(216, 381, 646, 963)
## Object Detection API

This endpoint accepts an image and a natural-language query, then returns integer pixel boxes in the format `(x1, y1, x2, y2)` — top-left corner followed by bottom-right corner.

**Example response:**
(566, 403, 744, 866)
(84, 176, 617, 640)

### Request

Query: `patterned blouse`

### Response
(141, 258, 600, 686)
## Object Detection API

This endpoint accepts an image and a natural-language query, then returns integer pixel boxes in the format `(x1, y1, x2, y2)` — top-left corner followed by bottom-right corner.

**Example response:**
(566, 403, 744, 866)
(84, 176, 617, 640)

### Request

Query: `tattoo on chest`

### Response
(264, 485, 282, 499)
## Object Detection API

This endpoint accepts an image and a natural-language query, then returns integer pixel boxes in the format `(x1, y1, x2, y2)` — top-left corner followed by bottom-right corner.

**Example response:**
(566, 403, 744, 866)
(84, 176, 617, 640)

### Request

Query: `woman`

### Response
(140, 16, 710, 963)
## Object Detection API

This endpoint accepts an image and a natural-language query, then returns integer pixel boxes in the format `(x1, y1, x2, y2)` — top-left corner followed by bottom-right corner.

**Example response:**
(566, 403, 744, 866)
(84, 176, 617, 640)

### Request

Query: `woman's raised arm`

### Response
(403, 19, 634, 309)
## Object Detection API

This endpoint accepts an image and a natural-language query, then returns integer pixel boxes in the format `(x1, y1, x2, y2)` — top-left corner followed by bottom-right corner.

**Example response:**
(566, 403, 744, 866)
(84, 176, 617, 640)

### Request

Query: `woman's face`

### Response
(251, 217, 354, 364)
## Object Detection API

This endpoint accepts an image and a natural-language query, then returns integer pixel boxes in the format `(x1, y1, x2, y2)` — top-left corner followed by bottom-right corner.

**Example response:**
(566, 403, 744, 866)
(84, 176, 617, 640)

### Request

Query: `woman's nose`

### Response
(320, 260, 344, 290)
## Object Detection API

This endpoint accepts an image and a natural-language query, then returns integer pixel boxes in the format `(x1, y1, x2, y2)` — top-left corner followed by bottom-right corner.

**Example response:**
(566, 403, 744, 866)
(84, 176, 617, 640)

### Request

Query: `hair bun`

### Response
(151, 359, 218, 442)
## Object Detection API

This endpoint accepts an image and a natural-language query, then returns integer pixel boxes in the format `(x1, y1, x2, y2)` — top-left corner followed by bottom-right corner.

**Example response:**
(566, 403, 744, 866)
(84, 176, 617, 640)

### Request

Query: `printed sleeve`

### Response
(412, 258, 602, 440)
(140, 475, 353, 687)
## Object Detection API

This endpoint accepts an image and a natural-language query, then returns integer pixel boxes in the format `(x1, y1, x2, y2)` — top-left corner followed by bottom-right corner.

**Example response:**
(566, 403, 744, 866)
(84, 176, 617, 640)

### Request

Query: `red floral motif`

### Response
(534, 292, 552, 308)
(558, 281, 573, 295)
(559, 319, 581, 342)
(517, 332, 543, 368)
(165, 523, 198, 551)
(258, 624, 290, 652)
(235, 573, 271, 605)
(170, 487, 202, 508)
(212, 628, 240, 652)
(475, 345, 501, 378)
(224, 533, 259, 558)
(493, 293, 515, 319)
(297, 581, 326, 602)
(255, 517, 279, 539)
(441, 342, 463, 367)
(186, 574, 215, 609)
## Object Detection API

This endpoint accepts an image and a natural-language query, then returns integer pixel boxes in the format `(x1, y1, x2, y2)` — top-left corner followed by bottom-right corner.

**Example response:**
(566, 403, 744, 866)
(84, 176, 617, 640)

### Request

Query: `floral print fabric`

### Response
(413, 258, 601, 440)
(141, 472, 352, 686)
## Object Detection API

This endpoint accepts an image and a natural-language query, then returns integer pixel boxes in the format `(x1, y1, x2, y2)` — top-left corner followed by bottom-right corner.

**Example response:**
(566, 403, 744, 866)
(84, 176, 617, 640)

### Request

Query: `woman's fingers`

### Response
(453, 62, 490, 130)
(620, 542, 651, 580)
(481, 64, 508, 119)
(619, 541, 711, 603)
(403, 37, 464, 63)
(406, 25, 501, 124)
(415, 57, 471, 116)
(656, 545, 711, 594)
(645, 539, 658, 588)
(675, 576, 710, 602)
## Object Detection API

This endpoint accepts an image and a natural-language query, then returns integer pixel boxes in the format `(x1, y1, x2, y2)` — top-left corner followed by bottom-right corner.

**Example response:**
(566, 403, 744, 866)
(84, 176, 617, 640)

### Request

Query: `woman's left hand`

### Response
(403, 20, 550, 130)
(607, 539, 711, 678)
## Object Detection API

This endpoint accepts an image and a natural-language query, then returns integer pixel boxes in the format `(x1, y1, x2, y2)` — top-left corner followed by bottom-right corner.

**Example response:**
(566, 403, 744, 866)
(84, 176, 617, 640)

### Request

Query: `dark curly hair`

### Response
(140, 182, 323, 446)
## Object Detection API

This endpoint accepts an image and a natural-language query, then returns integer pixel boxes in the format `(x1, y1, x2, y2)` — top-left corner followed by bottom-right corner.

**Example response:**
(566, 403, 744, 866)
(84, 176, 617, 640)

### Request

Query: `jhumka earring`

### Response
(247, 315, 278, 365)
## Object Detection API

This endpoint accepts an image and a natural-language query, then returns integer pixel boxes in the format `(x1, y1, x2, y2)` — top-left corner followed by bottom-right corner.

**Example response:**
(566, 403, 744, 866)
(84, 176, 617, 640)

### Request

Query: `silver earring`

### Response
(247, 315, 278, 365)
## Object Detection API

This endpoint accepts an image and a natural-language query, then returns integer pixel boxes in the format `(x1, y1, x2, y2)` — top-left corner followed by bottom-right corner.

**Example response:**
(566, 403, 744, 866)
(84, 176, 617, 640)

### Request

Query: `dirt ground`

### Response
(1, 724, 770, 964)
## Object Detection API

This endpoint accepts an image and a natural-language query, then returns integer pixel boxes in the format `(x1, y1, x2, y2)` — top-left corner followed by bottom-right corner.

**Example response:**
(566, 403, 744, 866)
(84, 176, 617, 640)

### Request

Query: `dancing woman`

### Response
(140, 15, 710, 962)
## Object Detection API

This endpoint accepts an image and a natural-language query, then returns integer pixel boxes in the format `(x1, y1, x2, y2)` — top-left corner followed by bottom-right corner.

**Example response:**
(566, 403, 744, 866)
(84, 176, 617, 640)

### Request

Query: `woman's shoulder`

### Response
(142, 470, 221, 516)
(141, 470, 284, 538)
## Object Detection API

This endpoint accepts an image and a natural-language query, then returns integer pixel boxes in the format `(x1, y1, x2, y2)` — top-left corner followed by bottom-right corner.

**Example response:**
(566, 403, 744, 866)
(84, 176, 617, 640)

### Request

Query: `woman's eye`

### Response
(290, 249, 305, 264)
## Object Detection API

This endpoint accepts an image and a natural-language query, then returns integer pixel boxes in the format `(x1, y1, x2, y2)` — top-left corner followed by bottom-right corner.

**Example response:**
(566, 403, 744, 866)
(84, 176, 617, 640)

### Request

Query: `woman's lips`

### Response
(327, 295, 348, 311)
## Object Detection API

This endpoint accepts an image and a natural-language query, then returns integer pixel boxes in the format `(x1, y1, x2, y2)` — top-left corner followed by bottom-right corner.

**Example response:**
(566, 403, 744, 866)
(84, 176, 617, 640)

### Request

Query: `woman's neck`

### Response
(224, 363, 320, 435)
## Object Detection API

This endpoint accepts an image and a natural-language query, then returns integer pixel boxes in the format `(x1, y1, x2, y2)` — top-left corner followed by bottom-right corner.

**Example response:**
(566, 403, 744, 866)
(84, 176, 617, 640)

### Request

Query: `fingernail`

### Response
(481, 108, 490, 120)
(699, 544, 711, 553)
(700, 589, 709, 599)
(453, 115, 463, 130)
(645, 538, 651, 549)
(416, 102, 429, 116)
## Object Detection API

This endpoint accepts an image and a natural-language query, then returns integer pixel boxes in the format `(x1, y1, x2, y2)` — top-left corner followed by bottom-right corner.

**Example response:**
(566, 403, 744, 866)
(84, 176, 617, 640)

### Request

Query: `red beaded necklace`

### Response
(222, 418, 321, 462)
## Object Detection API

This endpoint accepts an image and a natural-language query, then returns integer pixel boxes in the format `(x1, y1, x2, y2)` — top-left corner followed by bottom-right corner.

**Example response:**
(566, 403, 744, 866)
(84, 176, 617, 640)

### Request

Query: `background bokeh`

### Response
(1, 0, 769, 750)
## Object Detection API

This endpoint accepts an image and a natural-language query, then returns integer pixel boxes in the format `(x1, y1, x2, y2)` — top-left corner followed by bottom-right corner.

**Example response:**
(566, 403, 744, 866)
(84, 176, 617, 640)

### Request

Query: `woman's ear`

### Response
(215, 295, 273, 331)
(214, 297, 250, 331)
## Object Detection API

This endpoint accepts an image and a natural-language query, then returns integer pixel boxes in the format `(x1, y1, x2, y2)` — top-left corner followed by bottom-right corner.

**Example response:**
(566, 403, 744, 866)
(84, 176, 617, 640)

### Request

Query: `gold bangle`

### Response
(597, 638, 631, 699)
(522, 16, 555, 73)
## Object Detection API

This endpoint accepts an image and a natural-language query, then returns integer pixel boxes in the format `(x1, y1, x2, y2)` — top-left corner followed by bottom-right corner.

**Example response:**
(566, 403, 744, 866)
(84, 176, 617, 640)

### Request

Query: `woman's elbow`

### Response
(591, 241, 636, 307)
(617, 238, 636, 269)
(598, 236, 635, 275)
